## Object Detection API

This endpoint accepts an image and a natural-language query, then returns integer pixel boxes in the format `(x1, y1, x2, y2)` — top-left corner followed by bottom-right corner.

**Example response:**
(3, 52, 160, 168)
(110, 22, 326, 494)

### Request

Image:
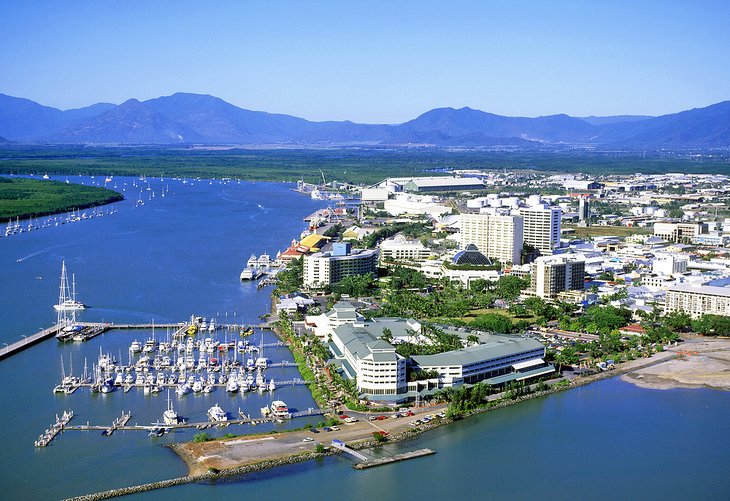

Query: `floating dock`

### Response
(34, 410, 74, 447)
(353, 448, 436, 469)
(102, 411, 132, 436)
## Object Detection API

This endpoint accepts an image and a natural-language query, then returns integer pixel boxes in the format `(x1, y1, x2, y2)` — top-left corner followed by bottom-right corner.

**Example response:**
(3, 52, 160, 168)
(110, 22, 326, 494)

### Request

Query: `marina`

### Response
(1, 320, 277, 361)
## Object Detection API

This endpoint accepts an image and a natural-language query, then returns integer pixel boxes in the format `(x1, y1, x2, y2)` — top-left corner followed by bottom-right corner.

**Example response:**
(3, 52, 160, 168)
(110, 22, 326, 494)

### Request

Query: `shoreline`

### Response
(66, 342, 712, 500)
(620, 337, 730, 391)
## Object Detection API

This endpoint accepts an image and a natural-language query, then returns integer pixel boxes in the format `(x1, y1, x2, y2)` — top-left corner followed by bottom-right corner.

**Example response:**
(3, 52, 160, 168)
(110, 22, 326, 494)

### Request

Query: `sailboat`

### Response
(54, 261, 86, 312)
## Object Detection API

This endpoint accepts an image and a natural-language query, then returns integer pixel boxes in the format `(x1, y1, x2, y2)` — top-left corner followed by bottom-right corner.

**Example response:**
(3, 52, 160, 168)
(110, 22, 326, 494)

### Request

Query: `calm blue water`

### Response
(2, 176, 729, 500)
(136, 379, 730, 501)
(0, 176, 327, 499)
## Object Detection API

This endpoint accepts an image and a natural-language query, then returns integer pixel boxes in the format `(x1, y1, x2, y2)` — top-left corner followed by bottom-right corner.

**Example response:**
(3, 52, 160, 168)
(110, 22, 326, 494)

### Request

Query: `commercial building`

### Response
(654, 222, 708, 244)
(330, 323, 408, 396)
(374, 176, 485, 193)
(383, 193, 452, 218)
(563, 179, 603, 191)
(530, 254, 586, 299)
(519, 203, 561, 254)
(411, 335, 550, 387)
(665, 284, 730, 318)
(303, 243, 378, 288)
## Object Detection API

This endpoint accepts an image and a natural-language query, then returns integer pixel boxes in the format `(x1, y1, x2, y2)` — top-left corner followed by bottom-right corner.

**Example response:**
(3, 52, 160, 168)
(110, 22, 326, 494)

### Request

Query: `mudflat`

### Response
(622, 338, 730, 391)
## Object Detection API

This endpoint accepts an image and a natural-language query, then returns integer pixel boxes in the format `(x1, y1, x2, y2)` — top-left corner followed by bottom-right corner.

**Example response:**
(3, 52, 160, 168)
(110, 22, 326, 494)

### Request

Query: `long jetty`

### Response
(1, 324, 64, 360)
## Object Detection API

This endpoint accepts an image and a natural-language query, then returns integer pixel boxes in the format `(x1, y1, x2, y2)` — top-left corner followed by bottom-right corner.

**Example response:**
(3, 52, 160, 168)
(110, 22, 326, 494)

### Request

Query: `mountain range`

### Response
(1, 92, 728, 148)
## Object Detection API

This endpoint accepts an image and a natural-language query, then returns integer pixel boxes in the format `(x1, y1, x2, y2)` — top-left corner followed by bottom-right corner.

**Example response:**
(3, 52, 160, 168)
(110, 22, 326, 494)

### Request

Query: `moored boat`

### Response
(207, 404, 227, 422)
(270, 400, 290, 419)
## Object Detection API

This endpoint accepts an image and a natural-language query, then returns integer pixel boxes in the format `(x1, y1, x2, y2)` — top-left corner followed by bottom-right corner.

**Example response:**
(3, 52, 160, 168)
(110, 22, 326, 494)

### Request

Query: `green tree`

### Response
(508, 303, 529, 318)
(663, 311, 692, 333)
(471, 312, 513, 333)
(691, 315, 730, 336)
(494, 275, 529, 301)
(335, 272, 376, 297)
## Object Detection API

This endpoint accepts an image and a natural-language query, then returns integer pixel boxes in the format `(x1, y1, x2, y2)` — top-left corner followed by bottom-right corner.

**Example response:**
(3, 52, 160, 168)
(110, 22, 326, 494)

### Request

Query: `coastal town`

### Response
(169, 169, 730, 486)
(4, 167, 729, 499)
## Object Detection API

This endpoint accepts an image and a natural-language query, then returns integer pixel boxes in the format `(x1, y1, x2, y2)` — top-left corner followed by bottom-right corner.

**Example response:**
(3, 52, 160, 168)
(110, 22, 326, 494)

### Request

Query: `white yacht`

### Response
(163, 391, 180, 425)
(129, 340, 142, 353)
(176, 383, 191, 396)
(207, 404, 227, 422)
(268, 379, 276, 392)
(226, 378, 239, 393)
(270, 400, 290, 419)
(240, 254, 263, 280)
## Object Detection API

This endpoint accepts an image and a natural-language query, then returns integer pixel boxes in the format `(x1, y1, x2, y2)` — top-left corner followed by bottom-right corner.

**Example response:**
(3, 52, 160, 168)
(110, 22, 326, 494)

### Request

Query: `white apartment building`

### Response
(652, 253, 689, 276)
(379, 235, 431, 263)
(303, 247, 378, 288)
(665, 284, 730, 318)
(459, 213, 523, 264)
(486, 215, 523, 264)
(519, 203, 561, 254)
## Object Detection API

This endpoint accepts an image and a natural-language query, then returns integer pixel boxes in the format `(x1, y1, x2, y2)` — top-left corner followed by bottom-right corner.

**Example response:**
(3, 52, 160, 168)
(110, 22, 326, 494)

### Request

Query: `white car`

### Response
(302, 437, 314, 442)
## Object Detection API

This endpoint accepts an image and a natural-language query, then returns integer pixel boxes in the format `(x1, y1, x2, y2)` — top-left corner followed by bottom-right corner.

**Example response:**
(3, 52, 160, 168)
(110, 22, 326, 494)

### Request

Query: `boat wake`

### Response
(16, 242, 79, 263)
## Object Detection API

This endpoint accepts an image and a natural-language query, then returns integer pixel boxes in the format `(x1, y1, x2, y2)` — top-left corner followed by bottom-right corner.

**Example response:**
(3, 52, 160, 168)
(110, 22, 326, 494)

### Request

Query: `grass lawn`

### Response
(564, 225, 652, 239)
(432, 307, 538, 325)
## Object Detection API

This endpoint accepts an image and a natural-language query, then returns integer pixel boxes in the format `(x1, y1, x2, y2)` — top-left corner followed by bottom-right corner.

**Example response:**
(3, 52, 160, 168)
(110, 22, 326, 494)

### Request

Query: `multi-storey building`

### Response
(530, 254, 585, 298)
(519, 203, 561, 254)
(303, 243, 378, 288)
(486, 215, 523, 265)
(330, 323, 408, 396)
(652, 253, 688, 275)
(459, 213, 523, 264)
(665, 284, 730, 318)
(379, 234, 431, 264)
(654, 222, 708, 244)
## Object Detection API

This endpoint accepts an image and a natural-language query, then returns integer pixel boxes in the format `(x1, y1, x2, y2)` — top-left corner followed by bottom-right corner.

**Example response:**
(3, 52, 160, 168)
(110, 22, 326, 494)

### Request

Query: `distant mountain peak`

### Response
(0, 92, 728, 148)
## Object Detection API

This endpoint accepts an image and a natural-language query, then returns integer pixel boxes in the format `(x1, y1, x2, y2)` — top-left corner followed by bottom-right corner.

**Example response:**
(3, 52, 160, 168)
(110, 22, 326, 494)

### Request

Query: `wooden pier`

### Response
(352, 448, 436, 469)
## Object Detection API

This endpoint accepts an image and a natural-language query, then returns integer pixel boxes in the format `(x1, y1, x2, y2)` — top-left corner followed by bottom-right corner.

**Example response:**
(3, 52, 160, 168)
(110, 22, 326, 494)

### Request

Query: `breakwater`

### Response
(65, 449, 330, 501)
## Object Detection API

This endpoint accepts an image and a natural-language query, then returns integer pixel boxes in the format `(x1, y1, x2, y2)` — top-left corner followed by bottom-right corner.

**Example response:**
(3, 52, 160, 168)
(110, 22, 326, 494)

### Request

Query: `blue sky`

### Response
(1, 1, 729, 122)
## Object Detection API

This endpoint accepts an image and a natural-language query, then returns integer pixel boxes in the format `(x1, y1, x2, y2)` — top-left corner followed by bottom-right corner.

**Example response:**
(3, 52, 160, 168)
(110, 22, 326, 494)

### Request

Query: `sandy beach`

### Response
(622, 338, 730, 391)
